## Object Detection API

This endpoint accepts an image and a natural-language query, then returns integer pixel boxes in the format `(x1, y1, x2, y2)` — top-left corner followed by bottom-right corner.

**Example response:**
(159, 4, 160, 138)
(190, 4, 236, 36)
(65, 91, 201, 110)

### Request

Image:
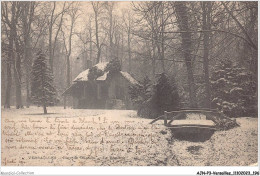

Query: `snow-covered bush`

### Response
(211, 60, 257, 117)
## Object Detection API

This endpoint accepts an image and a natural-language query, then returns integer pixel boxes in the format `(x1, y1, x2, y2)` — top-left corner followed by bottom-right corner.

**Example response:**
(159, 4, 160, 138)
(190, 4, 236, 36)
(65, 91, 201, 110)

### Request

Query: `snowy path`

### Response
(1, 107, 258, 166)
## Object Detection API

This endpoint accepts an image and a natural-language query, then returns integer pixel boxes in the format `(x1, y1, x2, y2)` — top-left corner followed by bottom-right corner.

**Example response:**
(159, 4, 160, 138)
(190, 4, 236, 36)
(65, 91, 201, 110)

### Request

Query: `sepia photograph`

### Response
(1, 0, 258, 175)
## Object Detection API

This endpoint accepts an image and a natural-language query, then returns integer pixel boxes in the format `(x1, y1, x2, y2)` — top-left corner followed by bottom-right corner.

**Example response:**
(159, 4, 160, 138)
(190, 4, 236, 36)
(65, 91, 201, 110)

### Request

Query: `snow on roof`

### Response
(73, 69, 89, 82)
(97, 72, 109, 81)
(120, 71, 139, 85)
(95, 62, 109, 71)
(62, 82, 77, 95)
(96, 71, 139, 85)
(73, 62, 108, 82)
(72, 62, 139, 85)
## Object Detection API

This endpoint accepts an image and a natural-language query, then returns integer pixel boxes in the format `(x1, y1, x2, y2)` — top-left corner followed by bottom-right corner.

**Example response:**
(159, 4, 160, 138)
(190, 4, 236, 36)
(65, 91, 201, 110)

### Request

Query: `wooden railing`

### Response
(150, 109, 219, 126)
(150, 108, 238, 131)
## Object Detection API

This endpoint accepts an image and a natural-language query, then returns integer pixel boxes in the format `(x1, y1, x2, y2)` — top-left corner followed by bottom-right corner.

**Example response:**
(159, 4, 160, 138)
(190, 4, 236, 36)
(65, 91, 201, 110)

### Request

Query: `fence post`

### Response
(164, 111, 167, 126)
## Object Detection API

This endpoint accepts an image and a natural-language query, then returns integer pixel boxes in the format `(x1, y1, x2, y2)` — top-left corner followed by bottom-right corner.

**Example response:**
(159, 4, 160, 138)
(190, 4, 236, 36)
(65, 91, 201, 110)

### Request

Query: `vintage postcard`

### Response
(1, 1, 258, 175)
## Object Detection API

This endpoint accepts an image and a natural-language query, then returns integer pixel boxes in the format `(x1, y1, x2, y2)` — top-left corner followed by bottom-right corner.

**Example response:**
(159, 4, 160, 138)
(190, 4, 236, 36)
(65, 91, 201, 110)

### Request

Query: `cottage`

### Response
(63, 62, 139, 109)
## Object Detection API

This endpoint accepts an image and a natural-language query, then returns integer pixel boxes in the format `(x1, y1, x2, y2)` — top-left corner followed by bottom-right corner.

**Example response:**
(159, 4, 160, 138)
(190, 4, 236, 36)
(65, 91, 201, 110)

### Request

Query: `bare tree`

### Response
(62, 2, 80, 109)
(132, 2, 158, 79)
(132, 1, 172, 79)
(201, 1, 212, 108)
(1, 2, 22, 108)
(104, 2, 116, 60)
(122, 10, 133, 73)
(13, 25, 23, 109)
(89, 16, 93, 65)
(221, 2, 257, 78)
(21, 1, 35, 108)
(174, 2, 198, 108)
(48, 2, 69, 72)
(91, 2, 103, 64)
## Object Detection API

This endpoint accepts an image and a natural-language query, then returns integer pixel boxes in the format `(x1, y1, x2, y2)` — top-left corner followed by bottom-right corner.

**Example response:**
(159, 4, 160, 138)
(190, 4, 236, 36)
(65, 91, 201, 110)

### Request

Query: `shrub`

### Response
(211, 60, 257, 117)
(130, 73, 180, 119)
(129, 76, 152, 107)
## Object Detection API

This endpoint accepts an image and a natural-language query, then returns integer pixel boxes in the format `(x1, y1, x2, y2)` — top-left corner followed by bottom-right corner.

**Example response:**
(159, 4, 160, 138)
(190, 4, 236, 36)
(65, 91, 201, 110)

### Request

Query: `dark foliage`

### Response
(31, 50, 57, 113)
(211, 60, 257, 117)
(129, 76, 152, 107)
(130, 73, 180, 119)
(215, 118, 239, 130)
(153, 73, 180, 116)
(88, 59, 121, 81)
(88, 66, 104, 81)
(105, 59, 121, 74)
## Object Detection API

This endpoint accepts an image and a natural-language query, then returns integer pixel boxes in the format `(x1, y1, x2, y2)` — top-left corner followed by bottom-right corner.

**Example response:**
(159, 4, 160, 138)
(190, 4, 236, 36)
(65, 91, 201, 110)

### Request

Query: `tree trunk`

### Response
(109, 9, 113, 60)
(156, 44, 165, 72)
(89, 19, 93, 64)
(49, 2, 56, 72)
(202, 2, 211, 108)
(49, 36, 53, 71)
(21, 2, 35, 108)
(5, 56, 12, 108)
(247, 6, 257, 85)
(160, 3, 165, 72)
(24, 38, 31, 108)
(127, 30, 132, 73)
(175, 2, 197, 108)
(64, 96, 67, 109)
(43, 104, 47, 114)
(83, 46, 88, 70)
(115, 34, 119, 59)
(94, 11, 100, 64)
(64, 55, 71, 109)
(96, 47, 101, 64)
(146, 40, 155, 80)
(160, 41, 165, 72)
(152, 34, 157, 80)
(25, 69, 30, 107)
(4, 31, 14, 108)
(14, 37, 23, 109)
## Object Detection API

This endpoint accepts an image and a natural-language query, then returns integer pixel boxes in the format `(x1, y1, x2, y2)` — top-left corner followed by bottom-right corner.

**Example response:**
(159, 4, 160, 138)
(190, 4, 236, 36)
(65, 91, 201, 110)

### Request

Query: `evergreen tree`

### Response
(211, 60, 257, 117)
(31, 50, 56, 114)
(105, 59, 121, 74)
(153, 73, 180, 115)
(130, 73, 180, 119)
(129, 76, 152, 107)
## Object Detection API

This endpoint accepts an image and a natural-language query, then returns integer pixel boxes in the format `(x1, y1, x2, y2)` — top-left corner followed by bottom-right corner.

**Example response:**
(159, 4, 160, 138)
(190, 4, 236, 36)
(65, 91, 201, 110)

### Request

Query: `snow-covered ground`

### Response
(1, 107, 258, 166)
(169, 117, 258, 166)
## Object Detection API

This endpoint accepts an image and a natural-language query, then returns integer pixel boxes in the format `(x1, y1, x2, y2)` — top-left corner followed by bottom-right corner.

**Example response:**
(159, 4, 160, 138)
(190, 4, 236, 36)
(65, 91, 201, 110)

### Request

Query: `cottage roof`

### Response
(120, 71, 139, 85)
(73, 69, 89, 82)
(73, 62, 109, 82)
(62, 82, 77, 95)
(63, 62, 139, 96)
(96, 71, 139, 85)
(96, 71, 109, 81)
